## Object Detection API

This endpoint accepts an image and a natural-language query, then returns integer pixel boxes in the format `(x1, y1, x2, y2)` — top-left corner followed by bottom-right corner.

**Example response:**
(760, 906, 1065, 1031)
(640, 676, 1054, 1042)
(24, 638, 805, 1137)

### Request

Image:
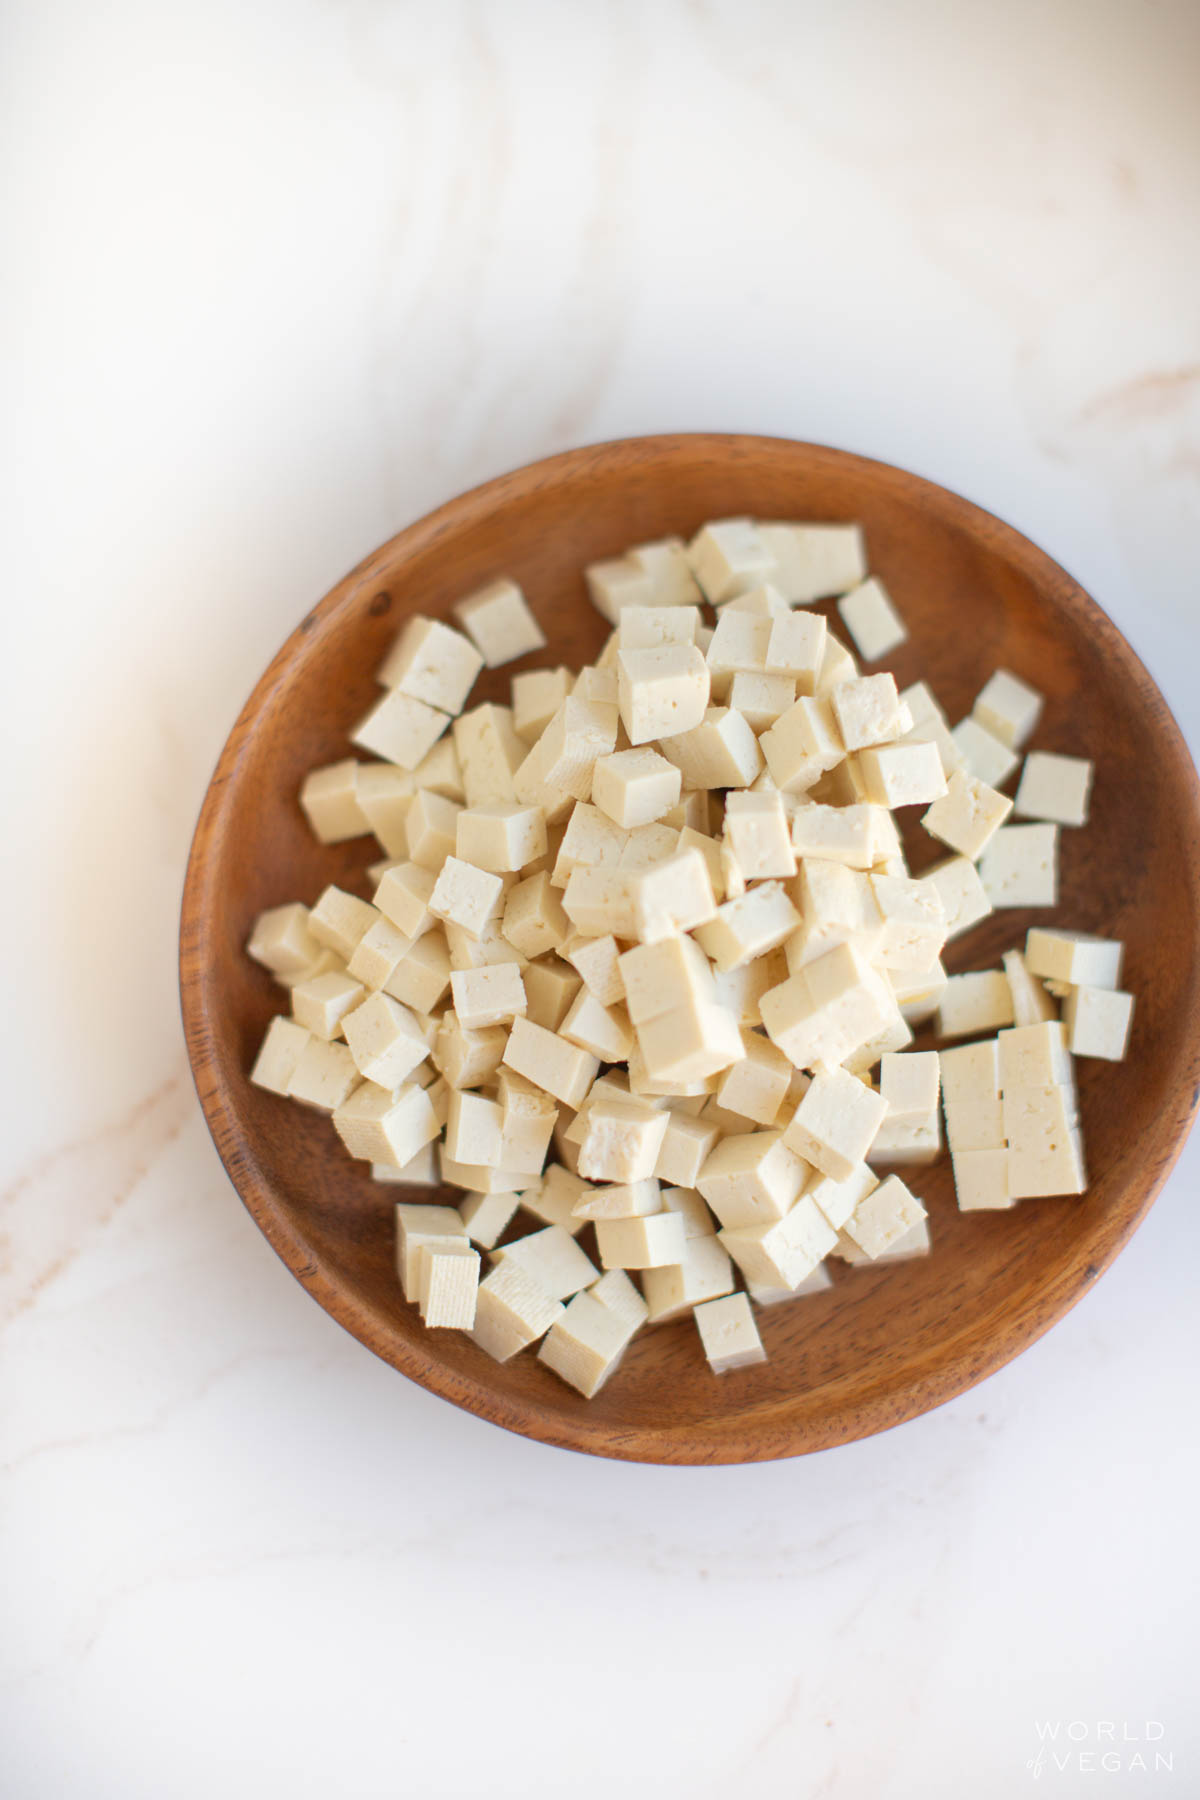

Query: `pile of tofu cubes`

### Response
(246, 518, 1135, 1398)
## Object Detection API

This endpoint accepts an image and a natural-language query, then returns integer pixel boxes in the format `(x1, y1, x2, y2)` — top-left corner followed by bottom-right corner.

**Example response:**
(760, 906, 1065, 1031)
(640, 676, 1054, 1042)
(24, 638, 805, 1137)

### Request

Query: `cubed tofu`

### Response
(922, 769, 1013, 860)
(836, 577, 907, 662)
(377, 615, 484, 713)
(973, 668, 1042, 749)
(453, 577, 546, 666)
(1063, 985, 1135, 1061)
(978, 824, 1059, 908)
(782, 1066, 888, 1180)
(591, 747, 682, 828)
(693, 1292, 767, 1374)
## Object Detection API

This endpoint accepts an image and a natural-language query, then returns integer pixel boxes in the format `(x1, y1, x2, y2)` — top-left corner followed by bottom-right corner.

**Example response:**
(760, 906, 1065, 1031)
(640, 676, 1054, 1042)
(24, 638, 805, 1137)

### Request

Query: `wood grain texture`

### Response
(179, 434, 1200, 1465)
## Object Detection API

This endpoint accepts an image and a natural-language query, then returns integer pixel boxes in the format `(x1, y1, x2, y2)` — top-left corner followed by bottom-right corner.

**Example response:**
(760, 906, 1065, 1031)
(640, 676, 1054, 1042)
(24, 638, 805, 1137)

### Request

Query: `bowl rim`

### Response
(180, 431, 1200, 1464)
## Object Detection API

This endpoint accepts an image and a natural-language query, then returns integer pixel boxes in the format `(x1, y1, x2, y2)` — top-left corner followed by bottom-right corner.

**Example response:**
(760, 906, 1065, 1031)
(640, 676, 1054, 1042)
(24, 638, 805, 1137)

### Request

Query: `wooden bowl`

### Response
(180, 434, 1200, 1464)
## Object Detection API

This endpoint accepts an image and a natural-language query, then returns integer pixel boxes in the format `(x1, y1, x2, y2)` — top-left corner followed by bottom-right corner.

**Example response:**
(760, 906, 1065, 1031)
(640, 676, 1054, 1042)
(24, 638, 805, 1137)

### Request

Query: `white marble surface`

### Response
(4, 2, 1199, 1793)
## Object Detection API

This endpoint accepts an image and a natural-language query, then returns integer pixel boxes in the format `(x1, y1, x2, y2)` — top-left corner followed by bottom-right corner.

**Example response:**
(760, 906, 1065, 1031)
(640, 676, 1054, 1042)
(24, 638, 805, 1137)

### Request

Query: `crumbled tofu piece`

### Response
(783, 1066, 888, 1180)
(292, 969, 365, 1040)
(591, 747, 681, 828)
(837, 577, 907, 663)
(950, 715, 1020, 789)
(250, 1016, 311, 1096)
(854, 743, 943, 814)
(687, 518, 775, 604)
(973, 668, 1042, 749)
(842, 1174, 926, 1259)
(300, 759, 370, 843)
(656, 706, 763, 789)
(503, 1016, 599, 1108)
(694, 1292, 767, 1375)
(1063, 985, 1135, 1061)
(922, 769, 1013, 860)
(757, 521, 867, 603)
(1025, 927, 1123, 990)
(936, 971, 1015, 1039)
(470, 1261, 564, 1362)
(352, 688, 450, 771)
(921, 856, 993, 940)
(978, 824, 1059, 907)
(642, 1237, 736, 1324)
(695, 1129, 809, 1229)
(378, 615, 484, 713)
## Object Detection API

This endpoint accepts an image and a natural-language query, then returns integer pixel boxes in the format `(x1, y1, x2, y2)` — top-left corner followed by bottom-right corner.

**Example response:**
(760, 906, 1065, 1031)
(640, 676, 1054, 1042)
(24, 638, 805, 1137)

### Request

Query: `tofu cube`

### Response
(869, 873, 947, 972)
(922, 769, 1014, 860)
(342, 992, 430, 1088)
(394, 1201, 468, 1299)
(973, 668, 1042, 749)
(687, 518, 774, 604)
(879, 1051, 941, 1121)
(456, 803, 547, 874)
(247, 903, 321, 979)
(591, 747, 681, 828)
(806, 1161, 879, 1230)
(595, 1209, 688, 1270)
(997, 1021, 1073, 1093)
(783, 1066, 888, 1180)
(655, 1112, 721, 1187)
(373, 861, 437, 939)
(538, 1290, 637, 1397)
(1003, 1086, 1086, 1198)
(352, 688, 450, 770)
(377, 615, 484, 713)
(642, 1237, 736, 1324)
(836, 577, 907, 662)
(616, 644, 711, 745)
(458, 1188, 521, 1250)
(831, 675, 912, 752)
(694, 882, 800, 972)
(576, 1096, 669, 1183)
(757, 521, 867, 603)
(1002, 949, 1058, 1027)
(1014, 751, 1093, 827)
(693, 1292, 767, 1374)
(299, 759, 370, 843)
(449, 962, 527, 1029)
(760, 696, 843, 792)
(857, 741, 947, 809)
(723, 790, 796, 881)
(935, 971, 1015, 1040)
(727, 671, 798, 731)
(405, 789, 463, 870)
(470, 1262, 564, 1362)
(716, 1031, 793, 1126)
(950, 1148, 1014, 1211)
(429, 855, 505, 939)
(760, 941, 895, 1072)
(418, 1241, 480, 1328)
(978, 824, 1059, 908)
(571, 1179, 663, 1220)
(291, 969, 365, 1040)
(309, 886, 381, 961)
(764, 609, 827, 693)
(332, 1081, 439, 1167)
(922, 856, 993, 940)
(719, 1193, 837, 1291)
(695, 1129, 809, 1229)
(250, 1015, 311, 1096)
(492, 1223, 598, 1299)
(950, 715, 1020, 789)
(512, 666, 573, 743)
(1024, 928, 1124, 991)
(502, 1016, 599, 1108)
(502, 871, 570, 959)
(1063, 985, 1135, 1061)
(631, 847, 718, 942)
(842, 1174, 926, 1259)
(656, 706, 763, 789)
(453, 577, 545, 666)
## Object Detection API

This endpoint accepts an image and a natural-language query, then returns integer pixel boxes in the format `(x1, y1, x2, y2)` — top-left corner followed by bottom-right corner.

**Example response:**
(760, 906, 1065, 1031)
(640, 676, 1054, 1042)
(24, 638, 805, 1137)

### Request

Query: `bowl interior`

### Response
(181, 435, 1200, 1463)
